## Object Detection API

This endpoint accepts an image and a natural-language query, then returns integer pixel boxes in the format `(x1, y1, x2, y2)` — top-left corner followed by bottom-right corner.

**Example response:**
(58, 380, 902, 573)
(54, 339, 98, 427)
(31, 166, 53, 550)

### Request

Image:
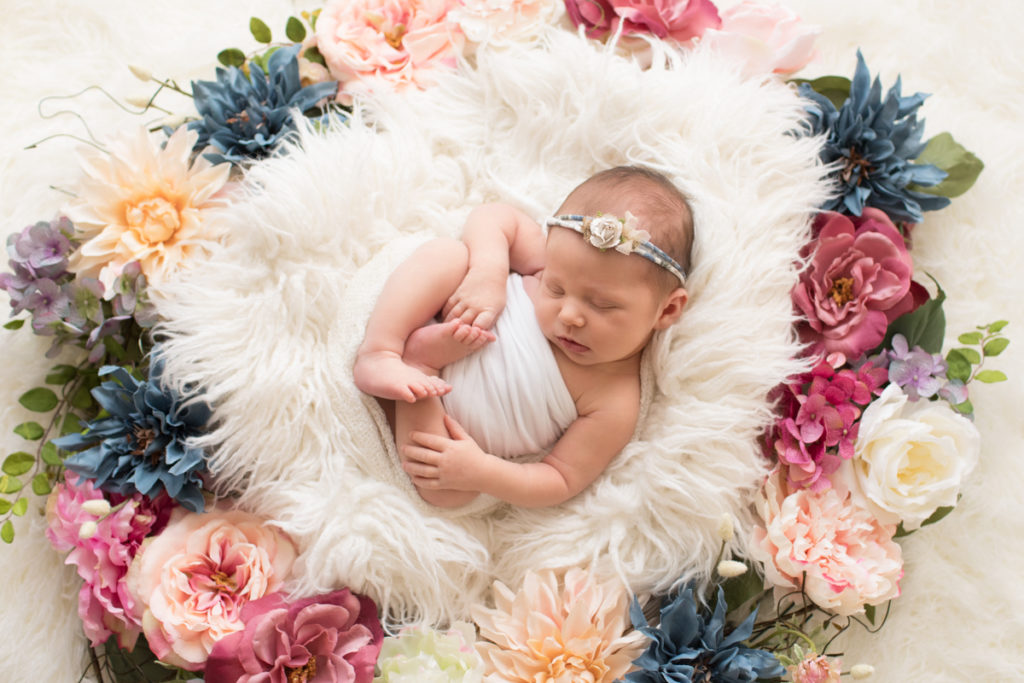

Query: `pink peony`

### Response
(793, 209, 923, 359)
(750, 469, 903, 616)
(565, 0, 721, 42)
(125, 507, 297, 671)
(450, 0, 563, 44)
(789, 653, 842, 683)
(701, 1, 820, 77)
(472, 567, 646, 682)
(314, 0, 465, 105)
(45, 472, 172, 648)
(204, 589, 384, 683)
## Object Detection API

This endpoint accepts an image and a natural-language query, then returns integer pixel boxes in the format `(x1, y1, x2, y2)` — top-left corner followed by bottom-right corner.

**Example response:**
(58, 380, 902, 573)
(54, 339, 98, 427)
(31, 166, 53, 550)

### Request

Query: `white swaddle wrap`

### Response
(441, 273, 577, 459)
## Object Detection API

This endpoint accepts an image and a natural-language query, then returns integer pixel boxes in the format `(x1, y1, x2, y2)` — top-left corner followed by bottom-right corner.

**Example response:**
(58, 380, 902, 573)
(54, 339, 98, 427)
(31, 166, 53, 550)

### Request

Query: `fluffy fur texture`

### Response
(1, 1, 1023, 681)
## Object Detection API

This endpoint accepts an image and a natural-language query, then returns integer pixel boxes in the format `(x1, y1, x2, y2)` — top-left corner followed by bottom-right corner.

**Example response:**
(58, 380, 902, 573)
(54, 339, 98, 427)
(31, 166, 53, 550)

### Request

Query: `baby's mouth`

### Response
(557, 336, 589, 353)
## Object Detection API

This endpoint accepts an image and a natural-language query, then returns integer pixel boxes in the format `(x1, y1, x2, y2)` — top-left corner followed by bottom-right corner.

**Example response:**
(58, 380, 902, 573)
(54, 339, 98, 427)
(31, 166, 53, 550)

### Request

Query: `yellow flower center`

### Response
(829, 277, 855, 306)
(286, 656, 317, 683)
(210, 571, 238, 593)
(125, 196, 181, 243)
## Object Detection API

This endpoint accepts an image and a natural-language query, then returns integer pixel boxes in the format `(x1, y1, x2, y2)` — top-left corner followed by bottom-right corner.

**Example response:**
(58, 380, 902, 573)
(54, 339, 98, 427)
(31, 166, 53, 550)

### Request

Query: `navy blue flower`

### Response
(188, 44, 339, 165)
(625, 585, 784, 683)
(54, 359, 210, 511)
(799, 51, 950, 223)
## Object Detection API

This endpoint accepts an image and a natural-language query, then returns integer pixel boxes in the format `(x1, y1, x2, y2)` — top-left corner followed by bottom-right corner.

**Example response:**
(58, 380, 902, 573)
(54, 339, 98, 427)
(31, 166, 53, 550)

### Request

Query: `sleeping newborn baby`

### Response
(353, 166, 694, 508)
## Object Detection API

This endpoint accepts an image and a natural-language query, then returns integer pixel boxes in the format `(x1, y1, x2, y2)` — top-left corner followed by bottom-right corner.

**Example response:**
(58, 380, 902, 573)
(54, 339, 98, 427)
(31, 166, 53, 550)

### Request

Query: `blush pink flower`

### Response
(314, 0, 465, 105)
(450, 0, 563, 45)
(701, 1, 820, 77)
(789, 653, 842, 683)
(750, 469, 902, 616)
(45, 472, 173, 648)
(125, 507, 297, 671)
(471, 567, 646, 682)
(204, 589, 384, 683)
(67, 125, 231, 297)
(565, 0, 721, 42)
(793, 209, 923, 359)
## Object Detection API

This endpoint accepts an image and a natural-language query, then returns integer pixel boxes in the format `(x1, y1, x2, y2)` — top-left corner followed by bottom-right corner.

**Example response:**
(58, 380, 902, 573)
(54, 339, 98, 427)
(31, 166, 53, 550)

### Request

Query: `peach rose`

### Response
(314, 0, 465, 105)
(751, 469, 902, 616)
(701, 1, 820, 77)
(125, 508, 297, 671)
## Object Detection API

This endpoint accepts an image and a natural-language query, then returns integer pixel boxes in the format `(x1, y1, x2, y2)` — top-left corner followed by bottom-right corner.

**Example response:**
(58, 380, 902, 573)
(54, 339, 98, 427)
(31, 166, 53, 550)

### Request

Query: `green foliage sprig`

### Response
(946, 320, 1010, 414)
(217, 11, 325, 75)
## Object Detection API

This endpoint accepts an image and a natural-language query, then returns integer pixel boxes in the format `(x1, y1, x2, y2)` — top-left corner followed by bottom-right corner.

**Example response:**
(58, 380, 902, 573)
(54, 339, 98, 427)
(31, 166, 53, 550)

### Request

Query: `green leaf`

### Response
(250, 16, 272, 44)
(976, 370, 1008, 383)
(865, 603, 876, 625)
(957, 332, 983, 345)
(792, 75, 852, 110)
(0, 499, 10, 515)
(720, 564, 766, 613)
(103, 633, 181, 682)
(18, 387, 58, 412)
(303, 45, 326, 67)
(881, 278, 946, 354)
(956, 347, 982, 364)
(13, 422, 44, 441)
(0, 475, 23, 494)
(60, 414, 83, 436)
(2, 453, 34, 477)
(41, 441, 61, 467)
(31, 473, 51, 496)
(945, 349, 972, 382)
(45, 364, 77, 385)
(922, 505, 956, 528)
(70, 384, 94, 411)
(217, 48, 246, 68)
(953, 398, 974, 415)
(987, 320, 1009, 333)
(983, 337, 1009, 357)
(3, 319, 25, 330)
(908, 132, 984, 199)
(1, 521, 13, 544)
(285, 15, 307, 42)
(11, 499, 27, 517)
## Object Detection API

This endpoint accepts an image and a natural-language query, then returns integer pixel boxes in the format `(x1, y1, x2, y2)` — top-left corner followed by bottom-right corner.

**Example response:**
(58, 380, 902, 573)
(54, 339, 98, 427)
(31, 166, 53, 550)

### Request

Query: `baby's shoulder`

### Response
(570, 367, 641, 423)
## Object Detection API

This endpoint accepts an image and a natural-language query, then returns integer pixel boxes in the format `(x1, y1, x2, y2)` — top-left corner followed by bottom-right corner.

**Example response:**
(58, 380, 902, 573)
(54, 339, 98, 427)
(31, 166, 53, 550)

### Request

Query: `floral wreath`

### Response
(0, 1, 1008, 682)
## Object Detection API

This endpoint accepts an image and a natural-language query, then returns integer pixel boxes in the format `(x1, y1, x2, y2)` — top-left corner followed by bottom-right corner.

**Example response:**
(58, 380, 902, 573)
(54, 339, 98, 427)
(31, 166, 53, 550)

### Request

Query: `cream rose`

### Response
(585, 215, 624, 249)
(840, 384, 980, 532)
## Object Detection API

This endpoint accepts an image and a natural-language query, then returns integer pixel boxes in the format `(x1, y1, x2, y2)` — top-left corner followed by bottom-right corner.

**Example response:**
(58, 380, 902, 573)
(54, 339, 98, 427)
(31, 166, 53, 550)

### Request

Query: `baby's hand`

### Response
(442, 269, 506, 330)
(402, 415, 490, 492)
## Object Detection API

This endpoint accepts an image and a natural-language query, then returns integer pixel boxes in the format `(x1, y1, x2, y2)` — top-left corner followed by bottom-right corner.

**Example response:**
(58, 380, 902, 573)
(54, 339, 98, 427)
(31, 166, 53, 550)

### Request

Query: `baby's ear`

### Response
(654, 287, 688, 329)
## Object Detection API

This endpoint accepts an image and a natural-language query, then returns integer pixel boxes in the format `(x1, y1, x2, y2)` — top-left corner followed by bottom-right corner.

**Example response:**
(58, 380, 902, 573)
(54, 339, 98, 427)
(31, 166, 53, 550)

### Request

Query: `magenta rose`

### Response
(204, 589, 384, 683)
(793, 209, 923, 359)
(565, 0, 721, 42)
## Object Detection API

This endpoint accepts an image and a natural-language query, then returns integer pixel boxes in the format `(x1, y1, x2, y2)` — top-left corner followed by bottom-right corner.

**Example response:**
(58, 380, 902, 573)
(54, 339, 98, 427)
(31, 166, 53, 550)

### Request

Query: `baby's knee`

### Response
(417, 237, 469, 271)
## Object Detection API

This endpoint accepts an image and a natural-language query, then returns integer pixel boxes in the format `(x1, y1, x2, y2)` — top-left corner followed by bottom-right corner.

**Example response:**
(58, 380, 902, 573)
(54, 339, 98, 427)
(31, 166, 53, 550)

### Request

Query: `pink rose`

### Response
(701, 1, 820, 77)
(314, 0, 465, 105)
(793, 209, 923, 359)
(205, 589, 384, 683)
(125, 507, 297, 670)
(565, 0, 721, 42)
(750, 469, 903, 616)
(45, 472, 172, 648)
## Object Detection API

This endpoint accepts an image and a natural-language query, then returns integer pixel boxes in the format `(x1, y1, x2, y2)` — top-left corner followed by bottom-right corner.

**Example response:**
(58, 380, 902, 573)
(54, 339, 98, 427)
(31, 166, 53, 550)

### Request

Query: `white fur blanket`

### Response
(1, 1, 1023, 681)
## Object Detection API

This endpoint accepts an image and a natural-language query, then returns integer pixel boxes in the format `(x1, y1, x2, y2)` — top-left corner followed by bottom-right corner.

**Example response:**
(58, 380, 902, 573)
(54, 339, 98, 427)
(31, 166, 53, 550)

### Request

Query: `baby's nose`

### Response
(558, 302, 585, 327)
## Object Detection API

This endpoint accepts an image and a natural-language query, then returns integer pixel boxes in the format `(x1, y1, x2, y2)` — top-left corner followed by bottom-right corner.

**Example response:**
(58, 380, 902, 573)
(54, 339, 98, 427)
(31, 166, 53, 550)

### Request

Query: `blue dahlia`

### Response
(800, 51, 950, 223)
(625, 585, 784, 683)
(54, 359, 211, 511)
(188, 44, 339, 165)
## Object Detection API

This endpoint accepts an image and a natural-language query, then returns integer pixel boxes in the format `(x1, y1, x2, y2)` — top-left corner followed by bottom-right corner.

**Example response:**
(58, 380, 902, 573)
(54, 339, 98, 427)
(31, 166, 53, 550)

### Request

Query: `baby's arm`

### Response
(402, 390, 638, 507)
(443, 203, 546, 329)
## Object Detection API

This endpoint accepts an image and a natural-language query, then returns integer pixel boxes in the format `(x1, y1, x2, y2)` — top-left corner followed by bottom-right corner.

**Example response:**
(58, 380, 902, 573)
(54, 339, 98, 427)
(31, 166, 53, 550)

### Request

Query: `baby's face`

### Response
(534, 228, 674, 367)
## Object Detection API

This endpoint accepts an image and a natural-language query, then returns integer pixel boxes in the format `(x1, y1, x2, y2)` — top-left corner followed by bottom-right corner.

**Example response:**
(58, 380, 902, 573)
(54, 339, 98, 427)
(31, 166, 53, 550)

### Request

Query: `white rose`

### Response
(586, 215, 623, 249)
(843, 384, 980, 531)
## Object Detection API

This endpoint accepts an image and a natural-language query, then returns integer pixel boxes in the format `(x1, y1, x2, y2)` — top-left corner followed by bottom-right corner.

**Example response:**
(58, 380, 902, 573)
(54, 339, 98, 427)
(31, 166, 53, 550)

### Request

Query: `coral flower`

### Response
(471, 567, 646, 682)
(67, 125, 231, 297)
(125, 507, 297, 670)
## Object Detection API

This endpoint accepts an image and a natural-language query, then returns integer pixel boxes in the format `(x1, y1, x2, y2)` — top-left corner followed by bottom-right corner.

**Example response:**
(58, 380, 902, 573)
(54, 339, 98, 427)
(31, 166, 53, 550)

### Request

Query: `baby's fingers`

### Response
(402, 460, 438, 478)
(402, 443, 441, 464)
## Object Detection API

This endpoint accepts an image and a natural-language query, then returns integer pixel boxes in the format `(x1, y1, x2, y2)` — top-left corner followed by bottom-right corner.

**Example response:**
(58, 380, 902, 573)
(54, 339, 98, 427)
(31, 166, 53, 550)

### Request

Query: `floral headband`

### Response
(545, 212, 687, 285)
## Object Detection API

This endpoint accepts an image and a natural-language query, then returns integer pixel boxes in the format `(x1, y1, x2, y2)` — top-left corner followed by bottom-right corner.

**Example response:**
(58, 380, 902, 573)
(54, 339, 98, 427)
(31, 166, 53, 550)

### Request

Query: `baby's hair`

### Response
(560, 165, 694, 290)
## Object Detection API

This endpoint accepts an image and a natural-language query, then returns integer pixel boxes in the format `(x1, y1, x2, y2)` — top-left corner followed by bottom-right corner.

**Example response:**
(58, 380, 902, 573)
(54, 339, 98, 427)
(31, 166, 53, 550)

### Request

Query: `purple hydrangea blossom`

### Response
(883, 334, 970, 406)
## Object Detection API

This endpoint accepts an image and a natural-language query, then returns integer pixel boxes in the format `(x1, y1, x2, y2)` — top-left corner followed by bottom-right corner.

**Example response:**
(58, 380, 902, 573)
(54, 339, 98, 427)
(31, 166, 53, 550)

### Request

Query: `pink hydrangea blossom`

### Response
(793, 209, 925, 359)
(45, 472, 173, 647)
(125, 507, 297, 671)
(204, 589, 384, 683)
(750, 469, 903, 616)
(314, 0, 465, 105)
(565, 0, 721, 43)
(789, 653, 842, 683)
